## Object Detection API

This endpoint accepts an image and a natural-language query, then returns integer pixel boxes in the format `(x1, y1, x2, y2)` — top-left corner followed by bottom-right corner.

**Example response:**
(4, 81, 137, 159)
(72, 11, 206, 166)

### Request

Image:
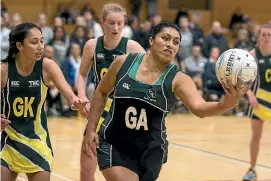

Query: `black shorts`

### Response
(97, 137, 168, 181)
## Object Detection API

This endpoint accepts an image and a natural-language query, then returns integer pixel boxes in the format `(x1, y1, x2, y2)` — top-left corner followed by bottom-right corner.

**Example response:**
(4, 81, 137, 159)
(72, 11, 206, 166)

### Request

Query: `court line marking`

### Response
(17, 172, 74, 181)
(49, 137, 271, 181)
(17, 177, 27, 181)
(53, 137, 271, 170)
(51, 172, 74, 181)
(169, 142, 271, 171)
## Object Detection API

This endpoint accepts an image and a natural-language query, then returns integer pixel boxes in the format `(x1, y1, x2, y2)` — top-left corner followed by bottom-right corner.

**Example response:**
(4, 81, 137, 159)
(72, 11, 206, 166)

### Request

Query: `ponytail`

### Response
(2, 39, 18, 62)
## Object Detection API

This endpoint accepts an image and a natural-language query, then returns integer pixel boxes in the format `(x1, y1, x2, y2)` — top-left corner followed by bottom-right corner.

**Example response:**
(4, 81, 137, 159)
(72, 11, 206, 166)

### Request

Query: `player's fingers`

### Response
(1, 119, 10, 124)
(81, 107, 89, 117)
(1, 114, 6, 119)
(90, 144, 97, 157)
(94, 134, 99, 148)
(242, 81, 253, 96)
(85, 103, 90, 113)
(84, 142, 92, 158)
(220, 78, 230, 95)
(226, 76, 236, 95)
(1, 121, 7, 126)
(70, 104, 78, 110)
(255, 101, 259, 109)
(236, 76, 243, 86)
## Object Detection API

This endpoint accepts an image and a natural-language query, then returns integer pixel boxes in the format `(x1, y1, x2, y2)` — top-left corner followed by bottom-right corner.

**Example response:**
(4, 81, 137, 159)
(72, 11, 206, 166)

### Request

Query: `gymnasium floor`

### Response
(17, 114, 271, 181)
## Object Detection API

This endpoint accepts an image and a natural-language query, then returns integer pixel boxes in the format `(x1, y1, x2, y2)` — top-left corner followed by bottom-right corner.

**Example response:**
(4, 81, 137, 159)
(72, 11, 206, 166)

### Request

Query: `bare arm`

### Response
(127, 40, 146, 53)
(86, 55, 127, 132)
(1, 62, 8, 88)
(43, 58, 76, 105)
(77, 39, 97, 98)
(173, 72, 230, 118)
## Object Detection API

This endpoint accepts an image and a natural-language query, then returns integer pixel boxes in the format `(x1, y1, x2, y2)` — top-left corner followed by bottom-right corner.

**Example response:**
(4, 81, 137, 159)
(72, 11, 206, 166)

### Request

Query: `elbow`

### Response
(189, 107, 205, 118)
(189, 102, 206, 118)
(194, 111, 205, 119)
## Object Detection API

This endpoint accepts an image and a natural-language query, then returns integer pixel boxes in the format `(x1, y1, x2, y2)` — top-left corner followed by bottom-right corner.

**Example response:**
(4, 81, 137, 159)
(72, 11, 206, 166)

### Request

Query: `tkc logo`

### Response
(29, 80, 40, 87)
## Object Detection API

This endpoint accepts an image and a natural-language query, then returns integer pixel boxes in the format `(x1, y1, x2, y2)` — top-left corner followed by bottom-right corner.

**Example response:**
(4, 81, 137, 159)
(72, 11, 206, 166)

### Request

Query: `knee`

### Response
(251, 132, 262, 142)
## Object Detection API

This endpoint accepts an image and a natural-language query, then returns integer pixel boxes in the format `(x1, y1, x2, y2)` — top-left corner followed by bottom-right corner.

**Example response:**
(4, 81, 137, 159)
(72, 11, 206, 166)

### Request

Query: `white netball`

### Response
(215, 48, 258, 86)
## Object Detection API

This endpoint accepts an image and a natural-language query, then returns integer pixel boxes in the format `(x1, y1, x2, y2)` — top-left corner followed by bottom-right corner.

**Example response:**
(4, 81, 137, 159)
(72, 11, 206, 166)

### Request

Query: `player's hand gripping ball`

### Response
(216, 48, 257, 86)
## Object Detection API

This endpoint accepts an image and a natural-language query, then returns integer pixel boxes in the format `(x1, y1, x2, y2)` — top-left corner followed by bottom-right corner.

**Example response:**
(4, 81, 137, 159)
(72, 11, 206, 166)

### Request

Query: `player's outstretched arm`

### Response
(85, 54, 127, 132)
(77, 39, 97, 99)
(77, 39, 97, 116)
(172, 72, 252, 118)
(82, 54, 127, 158)
(43, 58, 88, 110)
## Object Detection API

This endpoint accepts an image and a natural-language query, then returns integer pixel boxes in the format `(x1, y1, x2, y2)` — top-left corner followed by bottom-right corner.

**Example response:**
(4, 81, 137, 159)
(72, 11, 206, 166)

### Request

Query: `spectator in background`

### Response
(83, 10, 103, 38)
(202, 21, 228, 58)
(54, 17, 64, 27)
(175, 7, 188, 26)
(132, 20, 151, 50)
(69, 25, 88, 54)
(130, 0, 157, 19)
(177, 16, 193, 63)
(87, 28, 95, 39)
(2, 12, 10, 28)
(229, 7, 244, 31)
(36, 13, 54, 44)
(1, 14, 11, 60)
(189, 14, 205, 47)
(75, 16, 86, 27)
(10, 13, 22, 28)
(234, 27, 254, 51)
(61, 43, 82, 117)
(129, 16, 140, 33)
(122, 20, 133, 39)
(81, 4, 93, 14)
(248, 23, 261, 46)
(56, 3, 74, 24)
(48, 26, 69, 65)
(202, 47, 224, 101)
(130, 0, 141, 18)
(184, 45, 207, 93)
(1, 1, 7, 15)
(43, 45, 62, 116)
(147, 0, 158, 18)
(149, 14, 162, 28)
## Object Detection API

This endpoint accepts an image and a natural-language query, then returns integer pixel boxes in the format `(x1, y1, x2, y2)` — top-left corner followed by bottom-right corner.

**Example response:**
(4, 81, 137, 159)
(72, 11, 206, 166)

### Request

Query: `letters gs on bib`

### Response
(99, 54, 120, 79)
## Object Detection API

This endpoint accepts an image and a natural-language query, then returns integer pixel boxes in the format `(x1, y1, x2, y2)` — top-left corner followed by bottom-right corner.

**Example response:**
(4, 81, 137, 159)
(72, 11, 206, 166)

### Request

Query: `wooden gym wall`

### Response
(4, 0, 271, 34)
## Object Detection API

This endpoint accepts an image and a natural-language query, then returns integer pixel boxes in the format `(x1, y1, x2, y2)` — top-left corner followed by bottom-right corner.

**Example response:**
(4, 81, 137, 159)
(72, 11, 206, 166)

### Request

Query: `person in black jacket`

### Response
(202, 47, 224, 101)
(202, 21, 229, 58)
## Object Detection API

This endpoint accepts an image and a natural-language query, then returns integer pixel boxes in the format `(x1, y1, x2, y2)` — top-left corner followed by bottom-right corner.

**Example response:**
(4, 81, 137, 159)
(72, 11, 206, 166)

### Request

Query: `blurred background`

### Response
(1, 0, 270, 117)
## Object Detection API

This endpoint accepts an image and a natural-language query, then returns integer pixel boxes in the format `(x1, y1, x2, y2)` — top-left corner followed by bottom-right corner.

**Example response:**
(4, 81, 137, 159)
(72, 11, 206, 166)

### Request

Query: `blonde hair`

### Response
(102, 3, 126, 20)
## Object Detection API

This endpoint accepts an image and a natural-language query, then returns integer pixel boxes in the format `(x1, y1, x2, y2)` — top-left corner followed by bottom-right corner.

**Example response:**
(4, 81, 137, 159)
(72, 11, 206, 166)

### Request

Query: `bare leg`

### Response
(1, 165, 18, 181)
(80, 140, 97, 181)
(26, 171, 50, 181)
(250, 119, 264, 169)
(102, 166, 139, 181)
